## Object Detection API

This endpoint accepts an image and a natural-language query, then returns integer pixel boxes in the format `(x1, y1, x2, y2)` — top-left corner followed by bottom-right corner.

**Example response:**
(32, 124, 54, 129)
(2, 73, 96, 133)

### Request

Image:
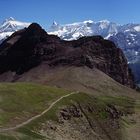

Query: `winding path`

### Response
(0, 91, 79, 132)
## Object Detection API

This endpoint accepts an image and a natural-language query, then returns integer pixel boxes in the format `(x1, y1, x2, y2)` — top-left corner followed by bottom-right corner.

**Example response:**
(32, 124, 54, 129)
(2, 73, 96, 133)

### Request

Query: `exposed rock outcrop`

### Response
(0, 23, 135, 88)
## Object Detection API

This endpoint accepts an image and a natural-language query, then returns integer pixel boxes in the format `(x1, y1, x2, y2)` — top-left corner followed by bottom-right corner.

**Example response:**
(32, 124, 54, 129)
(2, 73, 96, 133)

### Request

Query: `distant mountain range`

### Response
(0, 17, 140, 84)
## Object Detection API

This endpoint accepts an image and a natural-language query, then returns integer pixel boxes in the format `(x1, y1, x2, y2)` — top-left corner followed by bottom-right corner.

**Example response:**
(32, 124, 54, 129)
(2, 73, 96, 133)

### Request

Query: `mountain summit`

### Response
(3, 17, 15, 22)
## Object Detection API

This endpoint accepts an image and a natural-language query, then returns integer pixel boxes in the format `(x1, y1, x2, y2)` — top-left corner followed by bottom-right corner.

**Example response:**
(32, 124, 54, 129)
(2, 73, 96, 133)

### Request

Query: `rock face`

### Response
(0, 23, 135, 88)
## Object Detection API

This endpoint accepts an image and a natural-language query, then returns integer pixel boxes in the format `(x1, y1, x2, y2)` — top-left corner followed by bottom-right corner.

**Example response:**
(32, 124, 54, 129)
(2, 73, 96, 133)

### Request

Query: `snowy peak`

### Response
(0, 17, 30, 33)
(83, 20, 94, 24)
(52, 21, 59, 26)
(48, 21, 60, 32)
(97, 20, 110, 29)
(0, 17, 30, 44)
(3, 17, 15, 23)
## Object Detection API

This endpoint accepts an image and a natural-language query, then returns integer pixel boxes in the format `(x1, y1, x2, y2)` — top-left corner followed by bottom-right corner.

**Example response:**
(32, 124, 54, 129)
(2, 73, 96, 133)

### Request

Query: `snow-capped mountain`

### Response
(0, 17, 30, 43)
(48, 20, 119, 40)
(109, 30, 140, 63)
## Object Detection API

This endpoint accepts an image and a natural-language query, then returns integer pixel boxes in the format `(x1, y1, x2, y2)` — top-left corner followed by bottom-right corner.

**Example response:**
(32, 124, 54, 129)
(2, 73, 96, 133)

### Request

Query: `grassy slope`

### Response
(0, 92, 139, 140)
(0, 83, 70, 128)
(18, 93, 139, 140)
(0, 67, 139, 139)
(0, 83, 139, 139)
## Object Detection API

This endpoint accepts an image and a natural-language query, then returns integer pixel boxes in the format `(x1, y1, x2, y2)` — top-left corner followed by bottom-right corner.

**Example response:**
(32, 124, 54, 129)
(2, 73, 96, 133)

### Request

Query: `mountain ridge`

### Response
(0, 23, 135, 88)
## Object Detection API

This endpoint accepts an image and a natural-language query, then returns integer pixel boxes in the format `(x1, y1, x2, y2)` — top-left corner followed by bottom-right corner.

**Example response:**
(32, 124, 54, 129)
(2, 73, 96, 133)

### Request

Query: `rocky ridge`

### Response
(0, 23, 135, 88)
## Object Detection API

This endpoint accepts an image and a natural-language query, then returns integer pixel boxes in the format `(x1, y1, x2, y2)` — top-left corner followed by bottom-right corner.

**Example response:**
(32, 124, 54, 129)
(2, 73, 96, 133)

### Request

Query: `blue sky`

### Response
(0, 0, 140, 28)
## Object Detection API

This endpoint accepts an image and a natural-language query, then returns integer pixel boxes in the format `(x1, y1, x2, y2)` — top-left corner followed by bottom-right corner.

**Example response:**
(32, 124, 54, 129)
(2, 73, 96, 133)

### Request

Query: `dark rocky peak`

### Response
(9, 23, 50, 51)
(25, 23, 47, 37)
(0, 23, 48, 49)
(22, 23, 60, 44)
